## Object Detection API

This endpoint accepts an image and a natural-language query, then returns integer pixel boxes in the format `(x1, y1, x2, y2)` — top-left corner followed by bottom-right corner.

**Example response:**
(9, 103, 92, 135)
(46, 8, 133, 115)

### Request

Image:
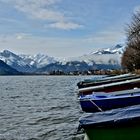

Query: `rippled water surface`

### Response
(0, 75, 94, 140)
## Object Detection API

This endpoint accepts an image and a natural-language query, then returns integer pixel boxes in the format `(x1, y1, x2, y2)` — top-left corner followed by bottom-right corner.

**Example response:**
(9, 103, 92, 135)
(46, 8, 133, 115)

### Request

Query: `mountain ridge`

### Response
(90, 44, 125, 55)
(0, 44, 125, 73)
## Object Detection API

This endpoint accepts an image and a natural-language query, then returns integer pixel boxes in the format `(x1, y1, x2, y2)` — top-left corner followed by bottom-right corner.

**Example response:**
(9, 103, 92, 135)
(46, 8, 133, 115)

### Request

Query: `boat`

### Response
(77, 74, 139, 88)
(79, 104, 140, 140)
(78, 73, 133, 84)
(79, 77, 140, 95)
(79, 88, 140, 112)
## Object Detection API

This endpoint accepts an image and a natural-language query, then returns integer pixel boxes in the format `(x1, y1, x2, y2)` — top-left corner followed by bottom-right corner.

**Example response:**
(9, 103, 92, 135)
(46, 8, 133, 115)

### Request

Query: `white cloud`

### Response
(14, 0, 64, 21)
(48, 21, 83, 30)
(15, 33, 31, 40)
(1, 0, 82, 30)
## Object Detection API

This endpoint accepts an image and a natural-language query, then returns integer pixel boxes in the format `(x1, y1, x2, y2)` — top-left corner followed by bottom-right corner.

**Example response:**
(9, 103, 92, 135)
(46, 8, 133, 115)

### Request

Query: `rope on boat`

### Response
(89, 99, 103, 112)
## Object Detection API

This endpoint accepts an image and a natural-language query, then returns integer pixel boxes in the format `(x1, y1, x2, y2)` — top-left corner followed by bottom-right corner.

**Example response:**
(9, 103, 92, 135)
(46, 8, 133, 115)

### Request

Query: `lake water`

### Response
(0, 75, 96, 140)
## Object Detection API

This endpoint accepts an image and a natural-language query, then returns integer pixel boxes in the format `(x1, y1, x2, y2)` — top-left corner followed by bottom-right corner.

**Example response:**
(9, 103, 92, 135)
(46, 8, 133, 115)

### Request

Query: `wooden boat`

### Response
(78, 73, 133, 84)
(77, 74, 138, 88)
(79, 77, 140, 95)
(79, 105, 140, 140)
(79, 88, 140, 112)
(77, 73, 135, 88)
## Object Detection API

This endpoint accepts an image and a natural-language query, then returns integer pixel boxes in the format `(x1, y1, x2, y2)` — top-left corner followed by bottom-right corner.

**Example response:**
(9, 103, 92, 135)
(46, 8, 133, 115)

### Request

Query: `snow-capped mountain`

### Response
(60, 44, 125, 66)
(36, 45, 125, 73)
(0, 50, 32, 72)
(91, 44, 126, 55)
(20, 54, 56, 68)
(0, 44, 125, 73)
(0, 50, 57, 72)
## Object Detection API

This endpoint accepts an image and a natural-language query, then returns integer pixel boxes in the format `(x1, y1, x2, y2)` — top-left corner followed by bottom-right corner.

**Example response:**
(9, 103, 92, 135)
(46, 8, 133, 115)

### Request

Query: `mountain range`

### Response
(0, 44, 125, 74)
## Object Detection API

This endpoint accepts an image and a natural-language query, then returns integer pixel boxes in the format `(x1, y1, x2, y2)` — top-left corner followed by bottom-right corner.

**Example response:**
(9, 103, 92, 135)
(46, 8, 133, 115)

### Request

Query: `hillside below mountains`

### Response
(0, 60, 21, 75)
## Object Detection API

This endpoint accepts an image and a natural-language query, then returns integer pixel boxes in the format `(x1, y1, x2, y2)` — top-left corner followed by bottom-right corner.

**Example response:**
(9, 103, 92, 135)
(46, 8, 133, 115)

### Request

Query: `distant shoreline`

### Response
(0, 69, 129, 76)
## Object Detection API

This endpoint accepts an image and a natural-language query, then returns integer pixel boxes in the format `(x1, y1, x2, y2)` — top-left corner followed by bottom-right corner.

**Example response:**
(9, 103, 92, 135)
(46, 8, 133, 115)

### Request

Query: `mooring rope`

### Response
(89, 99, 103, 112)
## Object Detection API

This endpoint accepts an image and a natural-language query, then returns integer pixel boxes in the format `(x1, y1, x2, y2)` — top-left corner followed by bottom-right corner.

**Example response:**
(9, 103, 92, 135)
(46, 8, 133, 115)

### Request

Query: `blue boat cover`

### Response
(79, 105, 140, 127)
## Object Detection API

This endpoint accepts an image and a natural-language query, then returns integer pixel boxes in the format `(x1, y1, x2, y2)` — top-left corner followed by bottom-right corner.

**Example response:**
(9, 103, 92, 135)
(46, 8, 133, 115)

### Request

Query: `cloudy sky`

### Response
(0, 0, 139, 58)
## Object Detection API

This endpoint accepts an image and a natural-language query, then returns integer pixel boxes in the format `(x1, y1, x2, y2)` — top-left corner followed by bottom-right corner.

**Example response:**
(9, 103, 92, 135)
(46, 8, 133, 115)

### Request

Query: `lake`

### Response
(0, 75, 96, 140)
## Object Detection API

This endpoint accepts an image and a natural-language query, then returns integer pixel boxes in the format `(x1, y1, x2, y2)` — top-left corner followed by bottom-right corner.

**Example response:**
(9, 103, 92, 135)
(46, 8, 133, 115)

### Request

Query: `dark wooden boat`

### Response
(78, 73, 133, 84)
(79, 77, 140, 95)
(77, 74, 138, 88)
(79, 105, 140, 140)
(79, 88, 140, 112)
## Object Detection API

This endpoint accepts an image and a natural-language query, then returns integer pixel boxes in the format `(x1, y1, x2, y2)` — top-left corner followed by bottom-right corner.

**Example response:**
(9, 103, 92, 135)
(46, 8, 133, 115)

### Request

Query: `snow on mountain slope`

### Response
(60, 44, 125, 66)
(0, 50, 31, 72)
(0, 50, 57, 72)
(91, 44, 126, 55)
(20, 54, 57, 68)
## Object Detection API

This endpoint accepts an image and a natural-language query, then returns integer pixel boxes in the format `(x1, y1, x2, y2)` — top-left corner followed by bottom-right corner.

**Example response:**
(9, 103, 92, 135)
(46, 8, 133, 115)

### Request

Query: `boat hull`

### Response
(78, 75, 139, 89)
(79, 82, 140, 95)
(84, 124, 140, 140)
(80, 94, 140, 112)
(79, 105, 140, 140)
(77, 74, 135, 88)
